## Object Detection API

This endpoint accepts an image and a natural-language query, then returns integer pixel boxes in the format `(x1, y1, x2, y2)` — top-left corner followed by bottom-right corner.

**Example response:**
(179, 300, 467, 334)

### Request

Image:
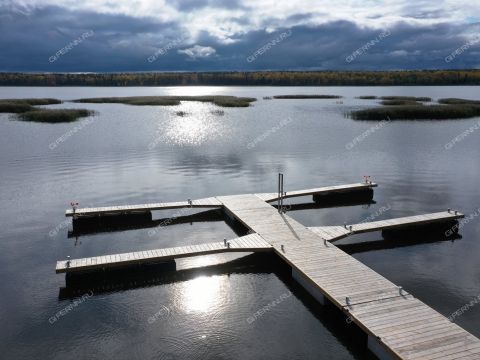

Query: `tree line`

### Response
(1, 70, 479, 86)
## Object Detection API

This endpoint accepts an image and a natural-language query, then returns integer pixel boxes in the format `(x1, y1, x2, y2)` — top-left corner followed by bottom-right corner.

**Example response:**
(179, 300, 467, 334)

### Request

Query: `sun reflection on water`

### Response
(159, 102, 229, 146)
(178, 275, 225, 313)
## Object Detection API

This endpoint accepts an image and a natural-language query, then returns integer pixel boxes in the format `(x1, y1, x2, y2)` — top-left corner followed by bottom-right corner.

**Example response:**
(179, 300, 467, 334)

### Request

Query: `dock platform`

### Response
(255, 182, 377, 202)
(56, 233, 271, 273)
(65, 197, 222, 217)
(57, 182, 479, 359)
(66, 182, 376, 217)
(309, 211, 463, 241)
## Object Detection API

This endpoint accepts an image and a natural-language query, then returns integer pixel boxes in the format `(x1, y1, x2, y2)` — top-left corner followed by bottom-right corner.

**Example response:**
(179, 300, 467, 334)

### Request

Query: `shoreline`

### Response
(1, 70, 480, 87)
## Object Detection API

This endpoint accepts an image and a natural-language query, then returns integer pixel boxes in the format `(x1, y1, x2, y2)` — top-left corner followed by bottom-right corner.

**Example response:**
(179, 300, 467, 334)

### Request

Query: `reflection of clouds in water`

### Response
(158, 102, 229, 146)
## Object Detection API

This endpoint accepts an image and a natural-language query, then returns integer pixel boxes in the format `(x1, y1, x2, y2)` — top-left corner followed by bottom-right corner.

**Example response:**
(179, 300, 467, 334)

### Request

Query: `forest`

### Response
(0, 70, 479, 86)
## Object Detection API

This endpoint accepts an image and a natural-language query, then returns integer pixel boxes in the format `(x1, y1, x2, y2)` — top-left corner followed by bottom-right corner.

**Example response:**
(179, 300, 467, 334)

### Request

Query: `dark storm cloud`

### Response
(180, 21, 479, 71)
(0, 5, 185, 71)
(0, 4, 478, 71)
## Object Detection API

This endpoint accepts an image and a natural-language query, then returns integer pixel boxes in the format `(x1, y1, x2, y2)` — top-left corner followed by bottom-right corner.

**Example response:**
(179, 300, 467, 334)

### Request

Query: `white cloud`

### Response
(178, 45, 216, 59)
(391, 49, 408, 56)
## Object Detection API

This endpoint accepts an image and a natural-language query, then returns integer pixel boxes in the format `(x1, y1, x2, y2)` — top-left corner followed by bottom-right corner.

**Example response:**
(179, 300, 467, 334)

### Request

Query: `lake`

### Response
(1, 86, 479, 359)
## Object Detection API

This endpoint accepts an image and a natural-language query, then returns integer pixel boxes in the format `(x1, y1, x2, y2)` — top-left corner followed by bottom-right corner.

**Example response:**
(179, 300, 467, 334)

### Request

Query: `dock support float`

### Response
(368, 336, 396, 360)
(313, 187, 374, 204)
(291, 268, 326, 305)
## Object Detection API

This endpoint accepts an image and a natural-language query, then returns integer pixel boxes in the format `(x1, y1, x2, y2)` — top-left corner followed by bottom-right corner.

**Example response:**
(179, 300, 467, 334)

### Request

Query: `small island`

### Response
(73, 95, 256, 107)
(351, 97, 480, 120)
(273, 95, 342, 99)
(0, 98, 94, 123)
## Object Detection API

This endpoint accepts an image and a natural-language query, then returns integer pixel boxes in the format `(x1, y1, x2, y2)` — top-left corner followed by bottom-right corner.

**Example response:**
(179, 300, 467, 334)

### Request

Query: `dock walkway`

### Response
(56, 233, 271, 273)
(309, 211, 462, 241)
(65, 197, 222, 217)
(255, 182, 378, 202)
(66, 182, 376, 217)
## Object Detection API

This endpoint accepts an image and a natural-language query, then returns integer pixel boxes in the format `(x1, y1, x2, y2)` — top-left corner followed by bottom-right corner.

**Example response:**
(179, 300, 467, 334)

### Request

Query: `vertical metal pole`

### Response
(281, 173, 284, 211)
(278, 173, 281, 212)
(278, 173, 284, 213)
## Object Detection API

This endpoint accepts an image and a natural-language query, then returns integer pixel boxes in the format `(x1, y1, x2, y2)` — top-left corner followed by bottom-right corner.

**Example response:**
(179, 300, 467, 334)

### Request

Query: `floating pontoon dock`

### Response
(57, 181, 480, 359)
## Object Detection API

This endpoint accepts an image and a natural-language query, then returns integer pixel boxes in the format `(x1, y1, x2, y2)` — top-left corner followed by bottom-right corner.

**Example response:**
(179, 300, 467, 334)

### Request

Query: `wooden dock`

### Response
(66, 182, 376, 217)
(309, 211, 463, 241)
(255, 182, 377, 202)
(65, 197, 222, 217)
(57, 182, 479, 359)
(56, 233, 271, 273)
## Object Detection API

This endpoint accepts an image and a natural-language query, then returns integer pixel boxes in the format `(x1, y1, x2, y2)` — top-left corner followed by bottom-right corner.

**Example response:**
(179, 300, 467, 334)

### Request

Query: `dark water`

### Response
(1, 86, 479, 359)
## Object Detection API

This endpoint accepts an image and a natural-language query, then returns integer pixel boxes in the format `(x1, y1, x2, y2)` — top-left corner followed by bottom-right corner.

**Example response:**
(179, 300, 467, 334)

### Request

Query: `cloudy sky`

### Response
(0, 0, 479, 72)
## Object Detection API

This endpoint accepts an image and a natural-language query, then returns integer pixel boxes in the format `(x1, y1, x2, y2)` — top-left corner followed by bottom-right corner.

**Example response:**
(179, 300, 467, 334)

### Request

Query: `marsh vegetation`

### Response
(351, 104, 480, 120)
(357, 96, 377, 99)
(0, 98, 62, 113)
(438, 98, 480, 105)
(74, 95, 256, 107)
(351, 97, 480, 120)
(273, 95, 342, 99)
(0, 98, 93, 123)
(18, 109, 94, 123)
(379, 96, 431, 102)
(380, 100, 424, 106)
(210, 109, 225, 116)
